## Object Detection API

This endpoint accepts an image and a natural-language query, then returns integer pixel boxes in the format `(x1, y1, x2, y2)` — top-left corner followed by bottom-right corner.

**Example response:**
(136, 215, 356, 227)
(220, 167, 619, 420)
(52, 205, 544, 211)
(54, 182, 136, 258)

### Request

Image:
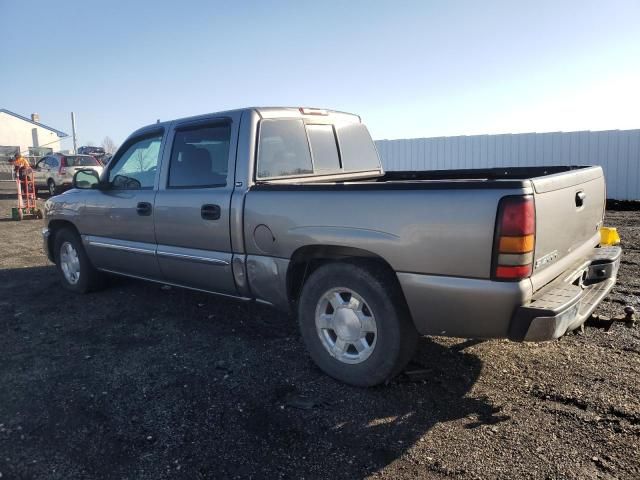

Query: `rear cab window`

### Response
(306, 124, 341, 172)
(256, 117, 380, 180)
(334, 123, 380, 172)
(257, 119, 313, 179)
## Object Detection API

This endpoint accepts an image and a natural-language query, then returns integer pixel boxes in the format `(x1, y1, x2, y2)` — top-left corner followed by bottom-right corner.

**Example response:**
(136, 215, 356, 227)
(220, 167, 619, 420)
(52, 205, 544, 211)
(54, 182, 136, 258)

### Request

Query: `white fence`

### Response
(375, 129, 640, 200)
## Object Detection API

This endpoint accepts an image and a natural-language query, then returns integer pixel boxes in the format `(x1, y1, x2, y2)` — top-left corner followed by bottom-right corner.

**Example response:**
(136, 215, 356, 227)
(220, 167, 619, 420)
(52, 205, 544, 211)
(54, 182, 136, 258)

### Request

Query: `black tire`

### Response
(48, 179, 57, 196)
(53, 228, 105, 293)
(298, 261, 419, 387)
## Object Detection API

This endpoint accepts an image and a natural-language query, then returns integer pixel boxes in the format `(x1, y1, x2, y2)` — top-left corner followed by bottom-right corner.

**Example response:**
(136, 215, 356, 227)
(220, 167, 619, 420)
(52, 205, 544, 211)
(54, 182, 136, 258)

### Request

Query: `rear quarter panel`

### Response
(244, 185, 531, 278)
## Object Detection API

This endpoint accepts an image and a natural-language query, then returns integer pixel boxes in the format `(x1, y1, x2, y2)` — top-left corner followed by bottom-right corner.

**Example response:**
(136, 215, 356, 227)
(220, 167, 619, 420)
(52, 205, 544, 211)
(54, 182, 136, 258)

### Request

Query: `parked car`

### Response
(34, 153, 104, 195)
(99, 154, 113, 166)
(77, 146, 106, 160)
(42, 107, 621, 386)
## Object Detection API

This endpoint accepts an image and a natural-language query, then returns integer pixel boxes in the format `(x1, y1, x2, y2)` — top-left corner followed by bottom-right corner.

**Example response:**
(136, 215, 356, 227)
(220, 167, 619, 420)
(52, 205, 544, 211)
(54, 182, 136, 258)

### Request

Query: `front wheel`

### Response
(54, 228, 105, 293)
(298, 262, 419, 387)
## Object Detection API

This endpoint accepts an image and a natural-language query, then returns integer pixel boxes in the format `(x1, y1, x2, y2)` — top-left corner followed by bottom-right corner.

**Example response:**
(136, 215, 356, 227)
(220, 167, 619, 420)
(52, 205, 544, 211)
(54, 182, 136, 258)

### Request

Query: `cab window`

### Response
(335, 123, 381, 172)
(108, 134, 163, 189)
(257, 119, 313, 179)
(168, 123, 230, 188)
(307, 124, 341, 172)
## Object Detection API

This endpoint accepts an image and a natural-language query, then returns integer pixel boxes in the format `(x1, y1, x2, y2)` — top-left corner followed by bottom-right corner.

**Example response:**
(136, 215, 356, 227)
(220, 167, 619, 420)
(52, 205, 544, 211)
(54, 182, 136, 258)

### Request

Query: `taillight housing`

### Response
(59, 156, 67, 175)
(492, 195, 535, 281)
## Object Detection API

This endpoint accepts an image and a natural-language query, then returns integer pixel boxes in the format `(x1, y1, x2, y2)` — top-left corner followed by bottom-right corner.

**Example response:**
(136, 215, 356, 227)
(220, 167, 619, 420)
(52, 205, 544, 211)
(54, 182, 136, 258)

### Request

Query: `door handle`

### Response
(136, 202, 152, 216)
(575, 191, 586, 207)
(201, 204, 221, 220)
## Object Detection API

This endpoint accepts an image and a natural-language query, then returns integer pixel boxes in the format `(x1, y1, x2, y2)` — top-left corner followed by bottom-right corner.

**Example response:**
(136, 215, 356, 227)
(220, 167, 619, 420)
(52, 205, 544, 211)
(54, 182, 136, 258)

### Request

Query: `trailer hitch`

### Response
(582, 305, 636, 333)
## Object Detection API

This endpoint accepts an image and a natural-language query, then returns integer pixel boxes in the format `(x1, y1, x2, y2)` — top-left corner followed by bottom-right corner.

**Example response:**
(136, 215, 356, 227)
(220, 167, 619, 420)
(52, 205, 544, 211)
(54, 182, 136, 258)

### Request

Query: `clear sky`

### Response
(1, 0, 639, 150)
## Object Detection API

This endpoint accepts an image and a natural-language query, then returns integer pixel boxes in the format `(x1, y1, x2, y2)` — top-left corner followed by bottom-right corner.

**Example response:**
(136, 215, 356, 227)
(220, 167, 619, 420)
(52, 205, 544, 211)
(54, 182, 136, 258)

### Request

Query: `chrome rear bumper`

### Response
(509, 246, 621, 341)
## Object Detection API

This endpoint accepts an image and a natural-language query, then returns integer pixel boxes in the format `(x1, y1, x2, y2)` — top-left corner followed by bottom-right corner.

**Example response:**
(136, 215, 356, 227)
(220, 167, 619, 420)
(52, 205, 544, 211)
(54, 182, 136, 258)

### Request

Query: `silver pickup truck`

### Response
(42, 107, 621, 386)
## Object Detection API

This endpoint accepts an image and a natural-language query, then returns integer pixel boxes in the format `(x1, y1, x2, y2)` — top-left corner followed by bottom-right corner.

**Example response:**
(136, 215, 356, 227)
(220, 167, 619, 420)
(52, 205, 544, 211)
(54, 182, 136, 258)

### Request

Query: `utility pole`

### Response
(71, 112, 78, 154)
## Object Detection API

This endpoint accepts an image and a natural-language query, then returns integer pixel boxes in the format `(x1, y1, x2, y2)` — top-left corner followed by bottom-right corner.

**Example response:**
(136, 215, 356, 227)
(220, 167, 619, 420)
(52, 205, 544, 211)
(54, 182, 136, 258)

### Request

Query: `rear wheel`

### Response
(298, 262, 419, 387)
(54, 228, 104, 293)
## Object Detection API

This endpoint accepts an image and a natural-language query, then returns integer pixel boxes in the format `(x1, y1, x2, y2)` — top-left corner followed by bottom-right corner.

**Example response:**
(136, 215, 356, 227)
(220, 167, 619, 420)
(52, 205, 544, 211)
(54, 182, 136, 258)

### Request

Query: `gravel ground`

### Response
(0, 181, 638, 480)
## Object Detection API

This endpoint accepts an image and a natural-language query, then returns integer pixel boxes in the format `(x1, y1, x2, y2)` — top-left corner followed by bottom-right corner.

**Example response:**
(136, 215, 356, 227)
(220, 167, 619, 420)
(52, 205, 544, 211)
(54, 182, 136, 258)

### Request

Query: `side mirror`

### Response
(73, 169, 100, 189)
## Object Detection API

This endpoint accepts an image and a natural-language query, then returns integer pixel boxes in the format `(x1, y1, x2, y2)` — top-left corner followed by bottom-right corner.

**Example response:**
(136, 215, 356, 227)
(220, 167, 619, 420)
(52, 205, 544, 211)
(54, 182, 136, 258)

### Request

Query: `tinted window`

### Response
(307, 124, 340, 172)
(257, 119, 313, 178)
(335, 123, 380, 172)
(109, 134, 162, 189)
(47, 157, 59, 168)
(64, 156, 100, 167)
(168, 124, 230, 188)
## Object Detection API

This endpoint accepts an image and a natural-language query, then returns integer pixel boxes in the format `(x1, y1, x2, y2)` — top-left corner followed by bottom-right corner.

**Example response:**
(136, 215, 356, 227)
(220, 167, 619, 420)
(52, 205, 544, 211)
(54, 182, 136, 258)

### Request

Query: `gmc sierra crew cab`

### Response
(42, 107, 621, 386)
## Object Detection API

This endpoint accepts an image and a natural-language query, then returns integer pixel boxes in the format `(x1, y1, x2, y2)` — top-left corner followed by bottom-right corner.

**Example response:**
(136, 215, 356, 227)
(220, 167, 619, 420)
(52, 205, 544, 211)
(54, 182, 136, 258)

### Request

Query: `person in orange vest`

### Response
(13, 152, 32, 181)
(13, 152, 30, 170)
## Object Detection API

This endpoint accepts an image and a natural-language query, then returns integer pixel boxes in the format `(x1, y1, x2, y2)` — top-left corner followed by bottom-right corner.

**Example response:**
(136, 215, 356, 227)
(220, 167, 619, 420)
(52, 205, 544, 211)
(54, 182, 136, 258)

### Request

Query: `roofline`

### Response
(131, 106, 361, 135)
(0, 109, 69, 137)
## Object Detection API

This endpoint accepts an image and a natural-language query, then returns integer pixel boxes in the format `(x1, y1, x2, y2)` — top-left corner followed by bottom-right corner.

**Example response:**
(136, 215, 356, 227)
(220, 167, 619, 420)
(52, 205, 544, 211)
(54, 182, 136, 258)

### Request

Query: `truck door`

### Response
(153, 115, 238, 295)
(80, 129, 165, 279)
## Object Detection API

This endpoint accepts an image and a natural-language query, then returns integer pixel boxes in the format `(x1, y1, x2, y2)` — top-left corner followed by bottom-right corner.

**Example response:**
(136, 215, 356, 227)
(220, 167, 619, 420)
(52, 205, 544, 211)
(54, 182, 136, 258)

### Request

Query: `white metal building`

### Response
(375, 129, 640, 200)
(0, 109, 68, 162)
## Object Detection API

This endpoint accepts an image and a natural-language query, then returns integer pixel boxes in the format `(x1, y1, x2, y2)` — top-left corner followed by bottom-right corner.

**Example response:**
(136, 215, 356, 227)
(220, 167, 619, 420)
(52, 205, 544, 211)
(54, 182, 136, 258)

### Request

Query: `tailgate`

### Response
(530, 166, 605, 290)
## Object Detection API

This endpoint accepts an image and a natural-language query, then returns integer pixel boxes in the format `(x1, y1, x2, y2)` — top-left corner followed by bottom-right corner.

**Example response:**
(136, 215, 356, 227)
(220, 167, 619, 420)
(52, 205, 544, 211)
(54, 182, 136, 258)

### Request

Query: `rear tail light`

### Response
(59, 157, 67, 175)
(492, 195, 535, 280)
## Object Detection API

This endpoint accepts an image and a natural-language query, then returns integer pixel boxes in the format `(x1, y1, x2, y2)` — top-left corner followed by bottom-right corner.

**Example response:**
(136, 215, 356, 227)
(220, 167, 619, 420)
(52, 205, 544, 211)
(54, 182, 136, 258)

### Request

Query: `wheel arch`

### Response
(286, 244, 409, 312)
(47, 220, 81, 260)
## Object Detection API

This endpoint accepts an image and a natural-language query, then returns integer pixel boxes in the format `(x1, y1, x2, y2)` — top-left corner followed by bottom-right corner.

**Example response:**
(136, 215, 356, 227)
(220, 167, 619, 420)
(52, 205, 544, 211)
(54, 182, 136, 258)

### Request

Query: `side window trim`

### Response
(302, 121, 316, 173)
(166, 119, 232, 190)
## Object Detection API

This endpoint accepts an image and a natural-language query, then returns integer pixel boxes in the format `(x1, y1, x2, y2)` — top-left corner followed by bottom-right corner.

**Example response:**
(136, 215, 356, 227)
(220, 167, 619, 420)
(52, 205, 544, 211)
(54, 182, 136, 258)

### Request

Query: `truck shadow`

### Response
(0, 265, 502, 479)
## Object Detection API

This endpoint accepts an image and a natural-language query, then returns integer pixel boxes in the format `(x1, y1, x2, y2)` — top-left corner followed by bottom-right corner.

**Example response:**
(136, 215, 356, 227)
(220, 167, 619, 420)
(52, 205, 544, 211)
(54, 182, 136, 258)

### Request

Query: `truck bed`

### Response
(250, 164, 605, 288)
(379, 165, 587, 182)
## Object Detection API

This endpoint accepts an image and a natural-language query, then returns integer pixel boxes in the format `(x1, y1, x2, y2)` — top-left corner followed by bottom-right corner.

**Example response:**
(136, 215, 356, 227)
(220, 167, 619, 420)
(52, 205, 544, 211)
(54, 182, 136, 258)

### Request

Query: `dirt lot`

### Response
(0, 181, 638, 480)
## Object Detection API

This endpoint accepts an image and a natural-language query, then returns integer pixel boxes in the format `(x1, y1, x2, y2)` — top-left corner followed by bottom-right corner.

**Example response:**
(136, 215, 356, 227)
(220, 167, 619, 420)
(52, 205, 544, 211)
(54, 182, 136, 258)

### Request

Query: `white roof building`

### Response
(0, 109, 69, 160)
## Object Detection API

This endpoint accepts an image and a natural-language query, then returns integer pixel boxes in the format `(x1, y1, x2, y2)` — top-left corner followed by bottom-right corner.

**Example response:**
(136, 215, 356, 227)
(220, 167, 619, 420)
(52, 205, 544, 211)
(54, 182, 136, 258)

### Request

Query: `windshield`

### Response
(64, 156, 100, 167)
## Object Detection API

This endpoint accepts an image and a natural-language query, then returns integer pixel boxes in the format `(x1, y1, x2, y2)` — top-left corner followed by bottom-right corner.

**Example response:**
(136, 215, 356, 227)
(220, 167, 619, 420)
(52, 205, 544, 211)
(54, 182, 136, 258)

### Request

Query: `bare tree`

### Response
(102, 136, 118, 154)
(134, 148, 148, 173)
